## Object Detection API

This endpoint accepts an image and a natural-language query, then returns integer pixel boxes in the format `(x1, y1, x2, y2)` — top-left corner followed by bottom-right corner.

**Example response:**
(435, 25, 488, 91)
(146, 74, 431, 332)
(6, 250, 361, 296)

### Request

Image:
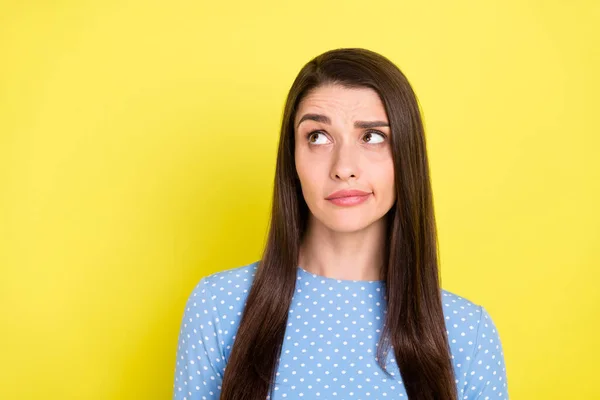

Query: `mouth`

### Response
(325, 189, 372, 200)
(325, 190, 372, 207)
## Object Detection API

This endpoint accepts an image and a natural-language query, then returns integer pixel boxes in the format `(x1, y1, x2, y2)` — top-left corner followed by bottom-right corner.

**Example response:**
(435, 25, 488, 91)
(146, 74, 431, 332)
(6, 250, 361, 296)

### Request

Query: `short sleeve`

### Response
(173, 278, 226, 400)
(464, 306, 509, 399)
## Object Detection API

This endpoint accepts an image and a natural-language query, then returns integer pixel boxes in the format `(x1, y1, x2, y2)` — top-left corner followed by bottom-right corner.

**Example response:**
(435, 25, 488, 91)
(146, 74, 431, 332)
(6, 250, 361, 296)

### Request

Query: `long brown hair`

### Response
(220, 48, 457, 400)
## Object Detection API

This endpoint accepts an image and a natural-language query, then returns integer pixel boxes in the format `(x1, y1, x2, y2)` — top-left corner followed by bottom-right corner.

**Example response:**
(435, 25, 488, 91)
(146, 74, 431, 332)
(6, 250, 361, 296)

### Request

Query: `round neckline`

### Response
(297, 265, 385, 285)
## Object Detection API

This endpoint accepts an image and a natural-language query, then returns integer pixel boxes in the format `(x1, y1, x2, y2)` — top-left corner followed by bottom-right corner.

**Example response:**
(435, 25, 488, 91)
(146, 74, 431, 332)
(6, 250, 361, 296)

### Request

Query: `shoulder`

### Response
(200, 259, 259, 293)
(186, 259, 259, 320)
(184, 260, 258, 310)
(440, 288, 508, 397)
(183, 260, 259, 357)
(173, 261, 260, 396)
(441, 288, 506, 376)
(440, 287, 487, 349)
(440, 288, 482, 323)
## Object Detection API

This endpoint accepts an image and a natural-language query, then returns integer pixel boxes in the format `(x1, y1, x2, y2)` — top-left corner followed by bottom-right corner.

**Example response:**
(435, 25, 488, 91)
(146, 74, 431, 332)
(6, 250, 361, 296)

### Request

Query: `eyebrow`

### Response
(296, 113, 389, 129)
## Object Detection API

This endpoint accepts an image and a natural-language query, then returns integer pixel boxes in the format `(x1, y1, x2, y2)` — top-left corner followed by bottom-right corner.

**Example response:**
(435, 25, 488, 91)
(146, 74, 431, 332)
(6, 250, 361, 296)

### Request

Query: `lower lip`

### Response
(326, 193, 372, 206)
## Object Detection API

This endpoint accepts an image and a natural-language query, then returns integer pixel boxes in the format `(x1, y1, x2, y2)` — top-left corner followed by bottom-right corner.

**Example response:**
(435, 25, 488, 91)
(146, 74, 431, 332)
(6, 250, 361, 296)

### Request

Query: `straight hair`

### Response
(220, 48, 457, 400)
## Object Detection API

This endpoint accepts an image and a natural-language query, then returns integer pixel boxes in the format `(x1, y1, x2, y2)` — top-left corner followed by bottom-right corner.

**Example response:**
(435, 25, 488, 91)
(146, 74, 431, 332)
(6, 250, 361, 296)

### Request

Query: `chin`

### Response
(320, 215, 377, 234)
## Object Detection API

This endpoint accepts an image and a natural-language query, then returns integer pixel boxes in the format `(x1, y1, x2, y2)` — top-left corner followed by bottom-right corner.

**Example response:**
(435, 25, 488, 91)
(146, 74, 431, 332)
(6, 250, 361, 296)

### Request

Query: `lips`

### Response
(325, 189, 372, 200)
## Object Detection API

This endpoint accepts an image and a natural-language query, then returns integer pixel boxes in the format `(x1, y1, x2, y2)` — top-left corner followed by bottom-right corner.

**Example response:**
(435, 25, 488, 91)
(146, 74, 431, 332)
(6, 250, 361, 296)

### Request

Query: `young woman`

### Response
(173, 48, 508, 400)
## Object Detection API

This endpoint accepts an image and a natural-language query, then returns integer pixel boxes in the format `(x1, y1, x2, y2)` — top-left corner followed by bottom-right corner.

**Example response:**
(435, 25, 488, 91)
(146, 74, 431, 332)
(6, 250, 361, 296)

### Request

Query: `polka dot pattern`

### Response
(173, 261, 508, 399)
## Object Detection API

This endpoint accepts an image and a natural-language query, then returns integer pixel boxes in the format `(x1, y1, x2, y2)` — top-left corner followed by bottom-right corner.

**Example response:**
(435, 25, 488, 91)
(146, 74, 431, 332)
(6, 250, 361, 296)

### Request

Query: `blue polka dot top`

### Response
(173, 260, 508, 399)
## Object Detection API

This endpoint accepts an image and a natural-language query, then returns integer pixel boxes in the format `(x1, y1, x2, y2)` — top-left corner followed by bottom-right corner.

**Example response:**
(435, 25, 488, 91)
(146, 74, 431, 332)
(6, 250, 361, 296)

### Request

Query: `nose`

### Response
(330, 141, 360, 181)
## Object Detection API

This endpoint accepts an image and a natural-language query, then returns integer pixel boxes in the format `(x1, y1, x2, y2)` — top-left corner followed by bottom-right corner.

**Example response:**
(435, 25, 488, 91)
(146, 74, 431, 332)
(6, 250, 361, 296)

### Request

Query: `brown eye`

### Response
(307, 131, 330, 145)
(363, 131, 385, 144)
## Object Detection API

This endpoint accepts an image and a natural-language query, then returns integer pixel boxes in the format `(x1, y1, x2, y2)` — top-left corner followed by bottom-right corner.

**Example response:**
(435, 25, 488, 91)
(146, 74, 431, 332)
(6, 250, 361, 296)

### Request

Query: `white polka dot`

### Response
(172, 261, 508, 399)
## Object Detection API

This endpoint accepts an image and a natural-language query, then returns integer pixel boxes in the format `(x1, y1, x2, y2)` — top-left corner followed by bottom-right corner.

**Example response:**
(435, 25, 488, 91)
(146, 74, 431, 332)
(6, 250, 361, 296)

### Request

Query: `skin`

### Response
(294, 83, 396, 282)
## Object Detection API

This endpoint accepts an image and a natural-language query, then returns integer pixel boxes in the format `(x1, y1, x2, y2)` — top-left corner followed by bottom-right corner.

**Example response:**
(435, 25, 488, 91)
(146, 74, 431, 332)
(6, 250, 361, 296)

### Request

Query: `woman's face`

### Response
(294, 84, 396, 233)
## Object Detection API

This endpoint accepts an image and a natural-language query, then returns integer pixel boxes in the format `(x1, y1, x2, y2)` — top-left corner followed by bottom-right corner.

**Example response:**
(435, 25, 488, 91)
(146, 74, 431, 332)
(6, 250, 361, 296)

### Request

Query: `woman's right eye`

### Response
(307, 131, 330, 145)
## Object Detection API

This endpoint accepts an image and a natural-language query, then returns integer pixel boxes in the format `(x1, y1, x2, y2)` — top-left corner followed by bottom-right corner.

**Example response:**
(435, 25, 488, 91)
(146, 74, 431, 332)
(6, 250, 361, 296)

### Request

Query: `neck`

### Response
(298, 215, 387, 281)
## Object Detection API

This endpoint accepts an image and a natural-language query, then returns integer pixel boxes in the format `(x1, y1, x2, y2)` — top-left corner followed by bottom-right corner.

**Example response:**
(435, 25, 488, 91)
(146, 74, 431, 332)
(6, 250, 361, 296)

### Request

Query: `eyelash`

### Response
(305, 130, 387, 144)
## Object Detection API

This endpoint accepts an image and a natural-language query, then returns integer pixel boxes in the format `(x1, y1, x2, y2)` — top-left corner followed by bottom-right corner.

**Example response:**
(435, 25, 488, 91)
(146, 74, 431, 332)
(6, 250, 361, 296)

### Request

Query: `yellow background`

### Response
(1, 0, 598, 398)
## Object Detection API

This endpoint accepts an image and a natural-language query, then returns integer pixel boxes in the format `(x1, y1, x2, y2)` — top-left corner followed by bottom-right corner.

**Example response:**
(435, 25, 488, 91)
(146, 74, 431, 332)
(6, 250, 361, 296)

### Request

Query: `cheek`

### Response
(295, 149, 322, 200)
(369, 155, 395, 198)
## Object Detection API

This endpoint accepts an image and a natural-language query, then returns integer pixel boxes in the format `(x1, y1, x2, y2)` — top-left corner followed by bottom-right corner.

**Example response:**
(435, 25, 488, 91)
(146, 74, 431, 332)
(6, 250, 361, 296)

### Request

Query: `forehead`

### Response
(295, 84, 388, 124)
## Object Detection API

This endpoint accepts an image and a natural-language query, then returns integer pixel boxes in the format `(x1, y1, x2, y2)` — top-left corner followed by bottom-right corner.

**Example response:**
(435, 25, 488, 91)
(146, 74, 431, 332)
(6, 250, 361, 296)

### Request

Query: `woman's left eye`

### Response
(362, 131, 386, 144)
